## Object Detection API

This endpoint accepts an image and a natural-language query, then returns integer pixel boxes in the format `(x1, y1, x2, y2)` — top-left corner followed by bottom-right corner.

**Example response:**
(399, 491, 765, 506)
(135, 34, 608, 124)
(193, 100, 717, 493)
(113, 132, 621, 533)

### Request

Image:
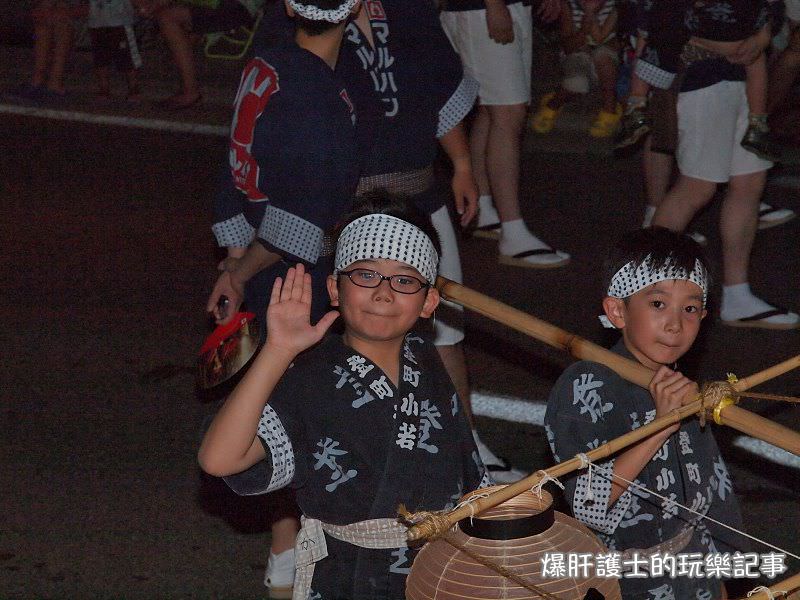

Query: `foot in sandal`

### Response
(720, 283, 800, 330)
(758, 202, 796, 230)
(498, 219, 570, 269)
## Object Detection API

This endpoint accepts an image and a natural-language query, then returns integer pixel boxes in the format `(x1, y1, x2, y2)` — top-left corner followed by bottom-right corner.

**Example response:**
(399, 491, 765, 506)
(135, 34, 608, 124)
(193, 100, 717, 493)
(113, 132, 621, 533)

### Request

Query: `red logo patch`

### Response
(229, 58, 280, 202)
(365, 0, 385, 20)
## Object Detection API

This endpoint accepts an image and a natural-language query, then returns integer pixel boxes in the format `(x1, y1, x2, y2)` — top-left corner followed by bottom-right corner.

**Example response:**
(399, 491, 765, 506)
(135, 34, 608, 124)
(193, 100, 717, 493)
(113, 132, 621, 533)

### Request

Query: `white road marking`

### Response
(471, 391, 800, 469)
(0, 103, 229, 136)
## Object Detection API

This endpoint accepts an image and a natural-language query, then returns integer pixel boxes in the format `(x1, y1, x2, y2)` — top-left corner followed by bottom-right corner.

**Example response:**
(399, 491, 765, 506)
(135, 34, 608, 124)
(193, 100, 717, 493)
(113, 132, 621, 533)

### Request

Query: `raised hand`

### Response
(264, 264, 339, 357)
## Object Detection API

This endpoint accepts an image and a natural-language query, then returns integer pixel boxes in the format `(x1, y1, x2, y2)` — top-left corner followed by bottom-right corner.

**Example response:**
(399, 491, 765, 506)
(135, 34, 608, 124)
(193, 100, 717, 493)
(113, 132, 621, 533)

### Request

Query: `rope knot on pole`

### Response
(699, 380, 738, 427)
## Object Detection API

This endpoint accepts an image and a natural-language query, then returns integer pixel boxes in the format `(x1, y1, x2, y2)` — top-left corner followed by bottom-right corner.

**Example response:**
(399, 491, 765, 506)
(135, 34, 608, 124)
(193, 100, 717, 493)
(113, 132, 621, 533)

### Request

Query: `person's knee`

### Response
(728, 172, 766, 198)
(677, 177, 717, 208)
(487, 104, 527, 131)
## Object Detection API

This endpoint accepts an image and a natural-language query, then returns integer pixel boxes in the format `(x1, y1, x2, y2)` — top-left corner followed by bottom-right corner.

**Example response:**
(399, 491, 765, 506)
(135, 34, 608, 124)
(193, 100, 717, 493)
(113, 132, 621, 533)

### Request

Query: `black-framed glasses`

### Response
(339, 268, 430, 294)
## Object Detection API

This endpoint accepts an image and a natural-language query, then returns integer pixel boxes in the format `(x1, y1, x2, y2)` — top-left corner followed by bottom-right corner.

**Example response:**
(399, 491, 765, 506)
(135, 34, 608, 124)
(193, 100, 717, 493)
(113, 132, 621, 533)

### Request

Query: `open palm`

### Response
(265, 264, 339, 356)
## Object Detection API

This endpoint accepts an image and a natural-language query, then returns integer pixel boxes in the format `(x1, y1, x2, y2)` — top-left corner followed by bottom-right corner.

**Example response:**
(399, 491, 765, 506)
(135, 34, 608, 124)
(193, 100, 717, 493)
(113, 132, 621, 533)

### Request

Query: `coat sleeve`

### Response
(211, 165, 255, 249)
(223, 364, 309, 495)
(545, 361, 640, 535)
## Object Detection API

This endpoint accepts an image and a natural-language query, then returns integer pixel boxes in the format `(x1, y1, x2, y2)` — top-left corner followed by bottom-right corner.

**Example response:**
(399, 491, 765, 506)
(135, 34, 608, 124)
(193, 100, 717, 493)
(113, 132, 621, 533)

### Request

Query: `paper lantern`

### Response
(406, 487, 621, 599)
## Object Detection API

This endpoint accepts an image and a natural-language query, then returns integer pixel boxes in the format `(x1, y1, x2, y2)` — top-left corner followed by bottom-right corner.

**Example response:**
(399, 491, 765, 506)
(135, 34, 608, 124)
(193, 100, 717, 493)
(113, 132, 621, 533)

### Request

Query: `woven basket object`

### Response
(406, 488, 622, 600)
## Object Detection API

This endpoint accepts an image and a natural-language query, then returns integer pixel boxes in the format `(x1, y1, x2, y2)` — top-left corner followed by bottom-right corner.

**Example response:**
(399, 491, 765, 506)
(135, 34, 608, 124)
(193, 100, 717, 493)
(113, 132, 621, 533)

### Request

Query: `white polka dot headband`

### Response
(599, 256, 708, 328)
(287, 0, 358, 23)
(335, 214, 439, 284)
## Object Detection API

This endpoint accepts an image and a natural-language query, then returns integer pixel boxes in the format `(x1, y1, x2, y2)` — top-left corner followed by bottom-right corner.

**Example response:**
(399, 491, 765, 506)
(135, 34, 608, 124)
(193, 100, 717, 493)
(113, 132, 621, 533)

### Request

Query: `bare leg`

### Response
(31, 1, 53, 87)
(719, 171, 764, 286)
(156, 4, 201, 102)
(435, 343, 473, 424)
(470, 105, 491, 197)
(652, 174, 717, 231)
(47, 3, 73, 94)
(643, 137, 674, 209)
(271, 516, 298, 554)
(94, 66, 112, 97)
(486, 103, 526, 222)
(593, 52, 618, 113)
(768, 27, 800, 113)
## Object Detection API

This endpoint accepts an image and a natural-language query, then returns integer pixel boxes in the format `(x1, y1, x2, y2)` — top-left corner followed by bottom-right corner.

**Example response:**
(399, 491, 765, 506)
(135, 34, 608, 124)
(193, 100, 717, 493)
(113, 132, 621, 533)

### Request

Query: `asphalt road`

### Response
(1, 114, 798, 599)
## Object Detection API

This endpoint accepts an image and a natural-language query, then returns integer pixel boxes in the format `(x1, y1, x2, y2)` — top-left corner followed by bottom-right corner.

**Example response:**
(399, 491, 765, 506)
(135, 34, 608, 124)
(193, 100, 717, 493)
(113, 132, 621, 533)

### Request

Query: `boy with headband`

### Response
(545, 227, 743, 599)
(199, 194, 488, 599)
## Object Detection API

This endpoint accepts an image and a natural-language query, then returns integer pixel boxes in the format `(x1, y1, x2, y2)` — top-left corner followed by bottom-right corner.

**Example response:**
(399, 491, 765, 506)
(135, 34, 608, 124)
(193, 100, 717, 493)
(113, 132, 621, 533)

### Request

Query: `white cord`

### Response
(747, 585, 787, 599)
(576, 452, 595, 503)
(579, 456, 800, 561)
(530, 469, 565, 498)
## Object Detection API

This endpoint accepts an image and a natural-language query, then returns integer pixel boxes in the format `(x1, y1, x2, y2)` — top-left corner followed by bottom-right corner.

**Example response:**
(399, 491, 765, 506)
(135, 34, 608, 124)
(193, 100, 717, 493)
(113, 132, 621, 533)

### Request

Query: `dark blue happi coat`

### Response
(212, 42, 359, 322)
(226, 333, 488, 599)
(337, 0, 478, 212)
(545, 341, 745, 600)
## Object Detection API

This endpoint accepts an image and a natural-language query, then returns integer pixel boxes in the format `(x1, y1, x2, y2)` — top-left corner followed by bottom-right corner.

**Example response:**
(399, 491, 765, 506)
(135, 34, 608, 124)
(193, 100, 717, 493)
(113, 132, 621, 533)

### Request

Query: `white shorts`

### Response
(676, 80, 773, 183)
(561, 46, 619, 94)
(786, 0, 800, 23)
(430, 205, 465, 347)
(440, 2, 533, 105)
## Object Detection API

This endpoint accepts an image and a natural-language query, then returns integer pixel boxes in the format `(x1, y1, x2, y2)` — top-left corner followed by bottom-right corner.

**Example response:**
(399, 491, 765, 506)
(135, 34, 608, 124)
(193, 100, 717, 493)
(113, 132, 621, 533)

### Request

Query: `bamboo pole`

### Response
(405, 279, 800, 541)
(435, 276, 653, 388)
(732, 355, 800, 393)
(436, 276, 800, 448)
(407, 397, 704, 542)
(738, 572, 800, 599)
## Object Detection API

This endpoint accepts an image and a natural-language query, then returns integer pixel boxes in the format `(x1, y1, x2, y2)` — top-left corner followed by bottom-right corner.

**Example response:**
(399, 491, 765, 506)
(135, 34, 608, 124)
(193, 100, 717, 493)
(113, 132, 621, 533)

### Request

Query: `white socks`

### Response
(642, 205, 656, 228)
(499, 218, 551, 255)
(265, 548, 296, 588)
(721, 282, 798, 325)
(477, 194, 500, 227)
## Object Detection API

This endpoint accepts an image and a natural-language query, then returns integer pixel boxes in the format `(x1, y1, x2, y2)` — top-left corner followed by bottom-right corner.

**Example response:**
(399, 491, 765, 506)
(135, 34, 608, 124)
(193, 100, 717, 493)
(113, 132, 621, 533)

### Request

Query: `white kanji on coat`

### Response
(685, 462, 701, 484)
(400, 393, 418, 417)
(402, 365, 420, 388)
(369, 375, 394, 399)
(656, 467, 676, 491)
(312, 437, 358, 492)
(647, 583, 676, 600)
(710, 457, 732, 501)
(346, 354, 374, 378)
(572, 374, 612, 423)
(396, 422, 417, 450)
(417, 400, 442, 454)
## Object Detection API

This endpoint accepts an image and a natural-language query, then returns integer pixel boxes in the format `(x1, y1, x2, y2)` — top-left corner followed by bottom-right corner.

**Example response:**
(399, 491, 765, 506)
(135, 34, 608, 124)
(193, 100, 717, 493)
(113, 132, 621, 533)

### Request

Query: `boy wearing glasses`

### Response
(199, 193, 488, 599)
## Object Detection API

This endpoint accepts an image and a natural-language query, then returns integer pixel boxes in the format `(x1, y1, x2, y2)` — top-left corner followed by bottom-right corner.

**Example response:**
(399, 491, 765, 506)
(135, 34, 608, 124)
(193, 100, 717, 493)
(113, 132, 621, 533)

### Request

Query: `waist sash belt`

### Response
(356, 166, 434, 198)
(619, 522, 697, 569)
(293, 515, 409, 600)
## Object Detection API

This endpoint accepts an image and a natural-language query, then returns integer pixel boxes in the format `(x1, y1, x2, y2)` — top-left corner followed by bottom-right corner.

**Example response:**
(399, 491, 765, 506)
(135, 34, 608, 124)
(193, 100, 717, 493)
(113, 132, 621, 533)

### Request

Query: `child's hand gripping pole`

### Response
(404, 279, 800, 542)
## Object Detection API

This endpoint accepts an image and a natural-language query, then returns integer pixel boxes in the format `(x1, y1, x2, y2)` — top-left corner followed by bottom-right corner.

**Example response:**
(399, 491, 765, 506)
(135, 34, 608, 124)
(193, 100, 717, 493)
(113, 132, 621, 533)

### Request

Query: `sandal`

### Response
(498, 248, 570, 269)
(721, 308, 800, 330)
(157, 93, 202, 110)
(472, 222, 501, 240)
(530, 93, 562, 134)
(589, 104, 623, 138)
(758, 202, 796, 230)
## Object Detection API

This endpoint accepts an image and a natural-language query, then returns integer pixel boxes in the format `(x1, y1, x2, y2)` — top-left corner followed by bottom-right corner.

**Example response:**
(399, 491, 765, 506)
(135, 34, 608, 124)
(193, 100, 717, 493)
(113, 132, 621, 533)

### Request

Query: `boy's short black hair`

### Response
(602, 227, 711, 296)
(294, 0, 347, 36)
(334, 189, 442, 256)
